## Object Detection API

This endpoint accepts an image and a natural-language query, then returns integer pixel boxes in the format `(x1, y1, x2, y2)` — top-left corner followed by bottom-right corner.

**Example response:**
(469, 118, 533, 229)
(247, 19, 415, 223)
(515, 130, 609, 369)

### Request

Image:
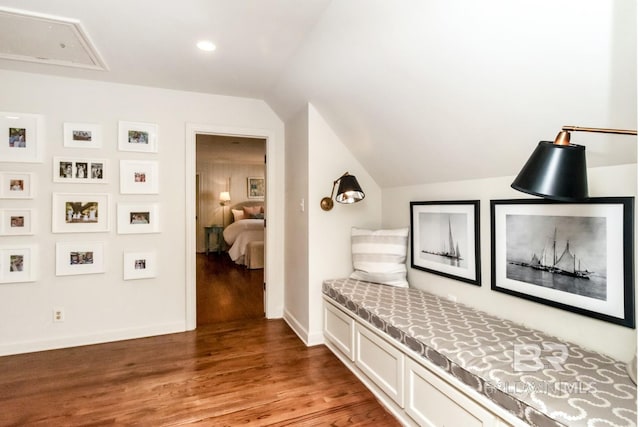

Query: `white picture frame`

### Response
(117, 203, 160, 234)
(0, 172, 34, 199)
(0, 209, 34, 236)
(52, 193, 110, 233)
(53, 157, 108, 183)
(118, 121, 158, 153)
(63, 122, 102, 149)
(123, 251, 157, 280)
(0, 112, 44, 163)
(56, 241, 105, 276)
(0, 244, 37, 283)
(119, 160, 159, 194)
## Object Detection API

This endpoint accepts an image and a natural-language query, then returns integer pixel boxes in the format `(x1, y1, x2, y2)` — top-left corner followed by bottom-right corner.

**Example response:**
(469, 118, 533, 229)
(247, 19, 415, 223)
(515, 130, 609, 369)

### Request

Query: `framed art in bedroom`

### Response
(247, 177, 265, 199)
(491, 197, 634, 328)
(0, 112, 43, 163)
(410, 200, 481, 286)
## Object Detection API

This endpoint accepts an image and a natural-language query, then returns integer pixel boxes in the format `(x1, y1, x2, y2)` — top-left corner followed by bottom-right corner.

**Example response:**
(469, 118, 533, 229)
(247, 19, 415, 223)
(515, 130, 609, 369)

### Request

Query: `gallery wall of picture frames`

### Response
(0, 112, 161, 283)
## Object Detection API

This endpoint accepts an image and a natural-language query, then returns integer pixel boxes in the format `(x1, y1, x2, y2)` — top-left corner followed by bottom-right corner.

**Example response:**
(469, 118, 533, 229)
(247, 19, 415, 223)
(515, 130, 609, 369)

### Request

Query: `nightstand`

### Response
(204, 225, 224, 255)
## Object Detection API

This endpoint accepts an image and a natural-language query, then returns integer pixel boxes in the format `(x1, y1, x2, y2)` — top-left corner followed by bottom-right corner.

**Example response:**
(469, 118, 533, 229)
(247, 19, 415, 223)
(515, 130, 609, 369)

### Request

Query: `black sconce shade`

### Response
(511, 141, 588, 201)
(335, 174, 365, 204)
(320, 172, 365, 211)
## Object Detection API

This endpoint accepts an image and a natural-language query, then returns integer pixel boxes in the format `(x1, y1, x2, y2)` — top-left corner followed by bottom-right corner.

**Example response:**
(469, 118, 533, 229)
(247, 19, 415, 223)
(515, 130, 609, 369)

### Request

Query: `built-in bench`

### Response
(322, 278, 637, 427)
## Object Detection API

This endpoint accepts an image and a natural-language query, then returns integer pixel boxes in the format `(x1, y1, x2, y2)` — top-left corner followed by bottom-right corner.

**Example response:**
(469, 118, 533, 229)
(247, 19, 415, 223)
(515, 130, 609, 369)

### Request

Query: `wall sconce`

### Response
(320, 172, 365, 211)
(511, 125, 637, 201)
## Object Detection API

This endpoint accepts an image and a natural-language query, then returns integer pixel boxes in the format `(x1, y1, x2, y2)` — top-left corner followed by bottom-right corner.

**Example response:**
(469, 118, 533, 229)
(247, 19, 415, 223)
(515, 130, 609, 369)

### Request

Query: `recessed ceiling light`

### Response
(197, 40, 216, 52)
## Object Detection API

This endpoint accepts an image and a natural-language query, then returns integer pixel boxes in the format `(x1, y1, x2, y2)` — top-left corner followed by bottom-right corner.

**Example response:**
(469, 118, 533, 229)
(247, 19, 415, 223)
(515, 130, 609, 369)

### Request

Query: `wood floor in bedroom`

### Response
(0, 318, 401, 426)
(197, 251, 265, 325)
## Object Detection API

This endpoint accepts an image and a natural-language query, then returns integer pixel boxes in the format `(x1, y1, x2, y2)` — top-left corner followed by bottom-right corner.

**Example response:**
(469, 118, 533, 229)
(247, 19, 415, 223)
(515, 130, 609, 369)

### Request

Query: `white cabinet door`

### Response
(355, 324, 405, 407)
(405, 358, 499, 427)
(323, 302, 355, 361)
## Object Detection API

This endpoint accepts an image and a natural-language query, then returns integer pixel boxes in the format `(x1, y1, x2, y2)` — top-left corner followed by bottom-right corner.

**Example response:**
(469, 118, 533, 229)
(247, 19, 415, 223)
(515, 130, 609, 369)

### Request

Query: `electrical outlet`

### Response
(53, 308, 65, 322)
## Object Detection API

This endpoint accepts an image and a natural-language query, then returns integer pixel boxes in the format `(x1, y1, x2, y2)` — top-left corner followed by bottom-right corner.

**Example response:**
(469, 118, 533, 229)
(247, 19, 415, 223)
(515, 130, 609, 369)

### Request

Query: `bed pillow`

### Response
(231, 209, 245, 222)
(349, 227, 409, 287)
(243, 205, 262, 217)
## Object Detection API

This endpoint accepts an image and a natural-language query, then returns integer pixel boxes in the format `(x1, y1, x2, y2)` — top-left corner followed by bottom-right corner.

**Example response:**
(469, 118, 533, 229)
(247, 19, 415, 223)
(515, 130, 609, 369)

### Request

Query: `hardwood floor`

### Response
(0, 318, 400, 426)
(197, 252, 265, 325)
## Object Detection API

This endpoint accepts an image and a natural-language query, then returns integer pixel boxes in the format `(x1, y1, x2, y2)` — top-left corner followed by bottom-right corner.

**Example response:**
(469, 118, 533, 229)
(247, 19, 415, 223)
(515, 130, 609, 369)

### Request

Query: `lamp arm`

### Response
(328, 172, 350, 199)
(561, 126, 637, 136)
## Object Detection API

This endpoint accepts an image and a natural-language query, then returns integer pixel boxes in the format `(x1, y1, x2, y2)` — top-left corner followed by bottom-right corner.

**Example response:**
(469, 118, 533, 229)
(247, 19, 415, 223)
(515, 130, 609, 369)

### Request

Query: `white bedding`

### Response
(223, 219, 264, 264)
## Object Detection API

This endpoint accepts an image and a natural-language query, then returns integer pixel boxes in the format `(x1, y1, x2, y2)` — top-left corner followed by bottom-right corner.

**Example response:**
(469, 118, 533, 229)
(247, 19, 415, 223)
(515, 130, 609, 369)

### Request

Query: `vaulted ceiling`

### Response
(0, 0, 636, 188)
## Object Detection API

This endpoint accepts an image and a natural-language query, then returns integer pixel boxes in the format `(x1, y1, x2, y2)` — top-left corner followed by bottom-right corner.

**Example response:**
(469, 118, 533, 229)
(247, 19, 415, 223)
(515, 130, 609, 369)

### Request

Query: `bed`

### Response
(222, 202, 264, 268)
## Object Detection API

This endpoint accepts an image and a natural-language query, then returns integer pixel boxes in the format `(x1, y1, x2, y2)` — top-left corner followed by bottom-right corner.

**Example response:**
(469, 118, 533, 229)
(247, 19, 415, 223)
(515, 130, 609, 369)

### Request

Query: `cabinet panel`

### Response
(356, 324, 404, 407)
(406, 359, 497, 427)
(323, 302, 354, 361)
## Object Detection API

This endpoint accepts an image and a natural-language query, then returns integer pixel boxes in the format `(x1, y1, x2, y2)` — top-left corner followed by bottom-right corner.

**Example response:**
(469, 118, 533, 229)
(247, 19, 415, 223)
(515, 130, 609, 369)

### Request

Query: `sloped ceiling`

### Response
(0, 0, 636, 188)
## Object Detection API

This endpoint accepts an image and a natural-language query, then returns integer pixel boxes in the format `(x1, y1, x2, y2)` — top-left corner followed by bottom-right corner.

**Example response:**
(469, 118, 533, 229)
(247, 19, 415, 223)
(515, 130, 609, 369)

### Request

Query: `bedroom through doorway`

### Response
(195, 134, 266, 326)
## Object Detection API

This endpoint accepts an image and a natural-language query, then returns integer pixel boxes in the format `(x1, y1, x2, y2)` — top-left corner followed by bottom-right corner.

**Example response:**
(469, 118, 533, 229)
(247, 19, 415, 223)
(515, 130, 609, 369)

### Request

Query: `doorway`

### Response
(195, 134, 266, 325)
(185, 123, 280, 331)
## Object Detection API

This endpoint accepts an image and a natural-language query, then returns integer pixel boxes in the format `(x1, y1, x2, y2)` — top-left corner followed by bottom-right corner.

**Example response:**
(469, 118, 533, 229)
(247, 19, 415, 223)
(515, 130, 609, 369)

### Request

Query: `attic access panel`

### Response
(0, 7, 107, 71)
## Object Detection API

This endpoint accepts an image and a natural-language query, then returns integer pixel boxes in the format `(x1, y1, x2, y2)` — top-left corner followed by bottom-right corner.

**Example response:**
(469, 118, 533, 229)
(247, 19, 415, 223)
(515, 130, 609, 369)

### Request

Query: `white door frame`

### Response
(185, 123, 278, 330)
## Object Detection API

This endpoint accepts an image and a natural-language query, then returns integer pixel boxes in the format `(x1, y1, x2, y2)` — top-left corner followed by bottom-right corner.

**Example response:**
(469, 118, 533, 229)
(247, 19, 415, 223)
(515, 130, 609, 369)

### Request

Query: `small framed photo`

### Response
(247, 176, 265, 199)
(120, 160, 159, 194)
(0, 209, 34, 236)
(0, 245, 37, 283)
(123, 251, 157, 280)
(118, 121, 158, 153)
(410, 200, 481, 286)
(491, 197, 634, 328)
(63, 123, 102, 149)
(52, 193, 110, 233)
(56, 241, 105, 276)
(0, 172, 34, 199)
(53, 157, 108, 183)
(117, 203, 160, 234)
(0, 112, 43, 163)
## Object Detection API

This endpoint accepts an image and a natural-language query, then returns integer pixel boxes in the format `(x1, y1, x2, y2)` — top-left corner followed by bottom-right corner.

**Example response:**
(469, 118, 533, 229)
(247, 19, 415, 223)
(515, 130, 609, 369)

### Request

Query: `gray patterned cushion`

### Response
(323, 278, 637, 427)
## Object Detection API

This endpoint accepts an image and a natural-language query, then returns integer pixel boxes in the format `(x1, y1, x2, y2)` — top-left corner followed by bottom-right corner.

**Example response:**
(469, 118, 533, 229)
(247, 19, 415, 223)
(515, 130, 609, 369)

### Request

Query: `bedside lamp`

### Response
(219, 191, 230, 226)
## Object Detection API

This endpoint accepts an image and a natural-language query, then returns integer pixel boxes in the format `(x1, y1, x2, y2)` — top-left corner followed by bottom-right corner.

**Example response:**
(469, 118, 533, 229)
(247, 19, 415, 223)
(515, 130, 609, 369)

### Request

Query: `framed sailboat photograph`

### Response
(410, 200, 481, 286)
(491, 197, 634, 328)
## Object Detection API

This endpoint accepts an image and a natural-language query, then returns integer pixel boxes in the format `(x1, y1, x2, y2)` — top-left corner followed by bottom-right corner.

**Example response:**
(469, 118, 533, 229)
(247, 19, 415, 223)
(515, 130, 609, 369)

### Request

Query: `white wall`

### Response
(306, 104, 382, 343)
(382, 164, 637, 361)
(0, 69, 284, 355)
(284, 103, 382, 345)
(284, 106, 310, 335)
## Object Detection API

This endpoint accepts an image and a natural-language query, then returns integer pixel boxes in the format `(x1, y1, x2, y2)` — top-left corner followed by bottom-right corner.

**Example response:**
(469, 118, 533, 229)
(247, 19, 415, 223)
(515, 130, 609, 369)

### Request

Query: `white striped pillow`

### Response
(349, 227, 409, 287)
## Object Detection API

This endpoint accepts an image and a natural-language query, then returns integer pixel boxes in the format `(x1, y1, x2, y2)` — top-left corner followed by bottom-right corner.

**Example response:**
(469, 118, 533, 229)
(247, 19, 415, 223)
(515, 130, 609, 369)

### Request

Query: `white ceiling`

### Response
(0, 0, 636, 188)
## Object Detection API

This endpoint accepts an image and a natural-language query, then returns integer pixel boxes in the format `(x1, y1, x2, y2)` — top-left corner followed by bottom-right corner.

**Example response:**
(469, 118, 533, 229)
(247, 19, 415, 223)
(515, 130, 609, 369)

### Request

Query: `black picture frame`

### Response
(491, 197, 635, 328)
(410, 200, 481, 286)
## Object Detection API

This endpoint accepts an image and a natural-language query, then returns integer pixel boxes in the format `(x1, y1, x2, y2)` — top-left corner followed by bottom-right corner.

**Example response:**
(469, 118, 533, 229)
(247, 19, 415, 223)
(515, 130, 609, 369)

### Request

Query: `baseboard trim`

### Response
(0, 321, 186, 356)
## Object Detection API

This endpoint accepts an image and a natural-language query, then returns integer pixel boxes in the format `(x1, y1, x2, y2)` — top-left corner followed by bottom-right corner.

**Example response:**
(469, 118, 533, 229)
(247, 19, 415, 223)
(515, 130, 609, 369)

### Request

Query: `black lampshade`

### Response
(511, 141, 588, 201)
(335, 174, 365, 204)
